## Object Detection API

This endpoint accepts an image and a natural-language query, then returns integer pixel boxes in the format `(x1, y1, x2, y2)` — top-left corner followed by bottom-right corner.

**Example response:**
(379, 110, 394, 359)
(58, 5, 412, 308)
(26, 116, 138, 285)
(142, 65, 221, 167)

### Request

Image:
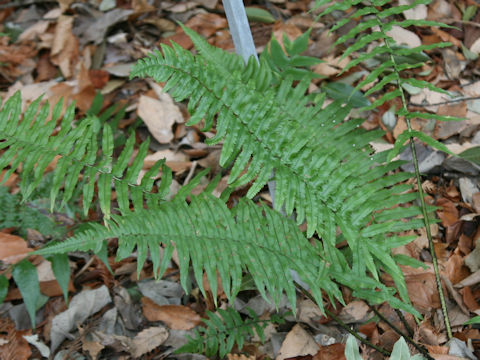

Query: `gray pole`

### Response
(222, 0, 258, 64)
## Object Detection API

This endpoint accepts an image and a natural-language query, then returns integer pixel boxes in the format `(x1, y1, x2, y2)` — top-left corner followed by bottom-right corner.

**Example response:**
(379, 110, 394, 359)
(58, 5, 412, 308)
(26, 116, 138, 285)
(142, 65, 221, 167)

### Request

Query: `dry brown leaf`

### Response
(185, 13, 228, 38)
(50, 15, 78, 78)
(137, 93, 182, 144)
(383, 266, 441, 311)
(338, 300, 370, 324)
(276, 324, 319, 360)
(131, 326, 169, 358)
(0, 318, 32, 360)
(141, 297, 202, 330)
(0, 233, 32, 264)
(436, 198, 459, 227)
(312, 343, 346, 360)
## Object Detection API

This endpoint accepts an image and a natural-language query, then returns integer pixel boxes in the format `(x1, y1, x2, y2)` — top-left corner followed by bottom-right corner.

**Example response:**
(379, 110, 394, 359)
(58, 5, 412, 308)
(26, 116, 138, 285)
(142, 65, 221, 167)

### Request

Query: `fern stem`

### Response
(377, 15, 453, 340)
(370, 306, 434, 360)
(294, 281, 391, 357)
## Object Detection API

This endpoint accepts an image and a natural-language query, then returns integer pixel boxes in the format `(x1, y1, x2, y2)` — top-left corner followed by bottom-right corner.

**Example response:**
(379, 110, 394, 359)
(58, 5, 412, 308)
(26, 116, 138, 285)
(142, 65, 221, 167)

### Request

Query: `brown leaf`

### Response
(276, 324, 319, 360)
(312, 343, 346, 360)
(445, 254, 470, 285)
(0, 233, 32, 264)
(141, 297, 202, 330)
(0, 318, 32, 360)
(131, 326, 169, 358)
(185, 13, 228, 38)
(50, 15, 79, 78)
(436, 198, 459, 227)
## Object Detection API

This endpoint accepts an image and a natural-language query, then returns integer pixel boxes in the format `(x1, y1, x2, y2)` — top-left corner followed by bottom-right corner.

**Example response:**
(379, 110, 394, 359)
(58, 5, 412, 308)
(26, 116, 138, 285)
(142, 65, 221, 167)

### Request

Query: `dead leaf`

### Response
(185, 13, 228, 38)
(0, 318, 32, 360)
(436, 198, 459, 227)
(137, 89, 183, 143)
(338, 300, 370, 324)
(141, 298, 202, 330)
(50, 15, 78, 78)
(131, 326, 169, 358)
(399, 0, 427, 20)
(386, 26, 421, 48)
(50, 286, 112, 352)
(0, 233, 32, 264)
(276, 324, 319, 360)
(312, 343, 346, 360)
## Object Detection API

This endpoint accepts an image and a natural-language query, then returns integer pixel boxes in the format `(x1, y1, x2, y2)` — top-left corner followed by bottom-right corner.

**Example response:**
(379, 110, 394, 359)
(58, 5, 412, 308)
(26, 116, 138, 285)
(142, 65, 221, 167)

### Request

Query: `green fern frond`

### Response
(176, 307, 285, 358)
(130, 31, 429, 307)
(34, 194, 345, 312)
(0, 92, 170, 219)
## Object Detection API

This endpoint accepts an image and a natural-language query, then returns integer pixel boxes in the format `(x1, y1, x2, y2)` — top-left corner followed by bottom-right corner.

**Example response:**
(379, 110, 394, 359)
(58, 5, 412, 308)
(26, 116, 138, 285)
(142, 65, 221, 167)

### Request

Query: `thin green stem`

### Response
(377, 15, 453, 340)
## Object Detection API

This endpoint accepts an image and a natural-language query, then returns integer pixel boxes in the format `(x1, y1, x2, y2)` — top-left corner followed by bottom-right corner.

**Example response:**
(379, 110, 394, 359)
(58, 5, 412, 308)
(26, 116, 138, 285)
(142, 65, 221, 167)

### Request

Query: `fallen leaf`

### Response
(338, 300, 370, 324)
(312, 343, 346, 360)
(436, 198, 459, 227)
(137, 90, 183, 143)
(141, 297, 202, 330)
(50, 286, 112, 352)
(399, 0, 427, 20)
(276, 324, 319, 360)
(386, 26, 421, 48)
(0, 318, 32, 360)
(131, 326, 169, 358)
(0, 233, 32, 264)
(50, 15, 78, 78)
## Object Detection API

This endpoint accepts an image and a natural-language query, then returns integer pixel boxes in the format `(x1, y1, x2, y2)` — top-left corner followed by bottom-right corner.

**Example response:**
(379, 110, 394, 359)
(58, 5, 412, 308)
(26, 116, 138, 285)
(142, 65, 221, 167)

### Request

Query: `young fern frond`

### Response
(176, 307, 286, 358)
(0, 92, 170, 219)
(131, 32, 426, 306)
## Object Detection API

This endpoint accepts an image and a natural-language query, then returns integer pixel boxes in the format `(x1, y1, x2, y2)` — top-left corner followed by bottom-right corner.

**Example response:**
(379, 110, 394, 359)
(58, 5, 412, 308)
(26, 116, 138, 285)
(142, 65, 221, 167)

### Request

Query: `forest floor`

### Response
(0, 0, 480, 359)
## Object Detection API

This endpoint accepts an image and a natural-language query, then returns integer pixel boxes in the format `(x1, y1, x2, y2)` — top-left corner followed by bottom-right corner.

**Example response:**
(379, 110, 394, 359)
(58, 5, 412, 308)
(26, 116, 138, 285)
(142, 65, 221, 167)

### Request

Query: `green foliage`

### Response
(11, 260, 47, 328)
(314, 0, 464, 154)
(0, 93, 168, 220)
(177, 307, 285, 358)
(0, 0, 456, 355)
(130, 26, 425, 311)
(0, 184, 60, 238)
(35, 193, 343, 313)
(345, 335, 425, 360)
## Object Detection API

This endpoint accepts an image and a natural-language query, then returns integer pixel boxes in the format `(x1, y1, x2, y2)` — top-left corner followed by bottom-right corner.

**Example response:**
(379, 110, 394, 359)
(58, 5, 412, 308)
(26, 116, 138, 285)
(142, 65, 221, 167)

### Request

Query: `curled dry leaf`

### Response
(141, 297, 202, 330)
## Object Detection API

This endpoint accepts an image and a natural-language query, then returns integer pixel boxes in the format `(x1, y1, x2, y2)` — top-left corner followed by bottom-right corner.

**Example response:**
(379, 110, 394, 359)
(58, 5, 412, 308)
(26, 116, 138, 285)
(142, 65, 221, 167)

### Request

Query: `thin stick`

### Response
(371, 306, 434, 360)
(294, 281, 391, 357)
(395, 308, 415, 338)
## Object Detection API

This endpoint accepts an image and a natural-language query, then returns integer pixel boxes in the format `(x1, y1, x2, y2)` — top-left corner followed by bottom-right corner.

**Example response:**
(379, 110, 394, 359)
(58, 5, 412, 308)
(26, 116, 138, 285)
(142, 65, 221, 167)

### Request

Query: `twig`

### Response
(294, 281, 391, 357)
(370, 306, 434, 360)
(395, 308, 415, 338)
(409, 96, 480, 107)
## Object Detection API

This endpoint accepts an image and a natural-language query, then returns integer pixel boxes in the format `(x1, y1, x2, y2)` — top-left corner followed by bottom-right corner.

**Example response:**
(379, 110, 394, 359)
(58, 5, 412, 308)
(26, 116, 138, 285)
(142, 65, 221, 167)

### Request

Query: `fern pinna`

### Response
(0, 92, 170, 220)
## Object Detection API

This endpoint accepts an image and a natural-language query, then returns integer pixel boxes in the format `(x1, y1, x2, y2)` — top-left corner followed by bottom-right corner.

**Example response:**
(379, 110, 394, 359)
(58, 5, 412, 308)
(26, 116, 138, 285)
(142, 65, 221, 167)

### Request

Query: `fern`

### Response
(0, 2, 452, 343)
(0, 92, 170, 220)
(130, 30, 426, 307)
(0, 185, 59, 238)
(177, 307, 285, 358)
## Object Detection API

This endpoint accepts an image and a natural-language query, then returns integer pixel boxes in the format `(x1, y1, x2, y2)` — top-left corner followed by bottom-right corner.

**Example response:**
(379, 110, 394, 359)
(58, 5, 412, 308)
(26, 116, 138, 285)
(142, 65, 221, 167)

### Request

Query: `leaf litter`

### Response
(0, 0, 479, 359)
